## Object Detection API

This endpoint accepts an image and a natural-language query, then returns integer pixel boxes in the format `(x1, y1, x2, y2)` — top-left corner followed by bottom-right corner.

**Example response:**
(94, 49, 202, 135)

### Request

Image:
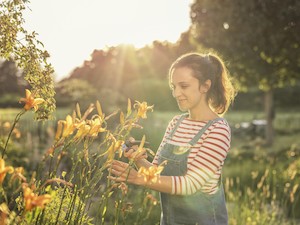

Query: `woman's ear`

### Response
(200, 79, 211, 93)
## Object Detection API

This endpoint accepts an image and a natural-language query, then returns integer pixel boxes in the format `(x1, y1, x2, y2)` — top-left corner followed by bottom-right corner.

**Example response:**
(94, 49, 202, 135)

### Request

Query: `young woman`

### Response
(108, 52, 236, 225)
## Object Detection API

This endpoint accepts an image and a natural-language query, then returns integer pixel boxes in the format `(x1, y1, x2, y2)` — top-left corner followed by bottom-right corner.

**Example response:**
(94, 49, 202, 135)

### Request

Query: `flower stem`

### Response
(2, 109, 25, 158)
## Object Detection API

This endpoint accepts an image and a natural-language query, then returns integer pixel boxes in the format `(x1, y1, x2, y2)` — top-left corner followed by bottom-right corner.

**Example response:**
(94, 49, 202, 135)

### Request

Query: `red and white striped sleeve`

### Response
(172, 120, 231, 195)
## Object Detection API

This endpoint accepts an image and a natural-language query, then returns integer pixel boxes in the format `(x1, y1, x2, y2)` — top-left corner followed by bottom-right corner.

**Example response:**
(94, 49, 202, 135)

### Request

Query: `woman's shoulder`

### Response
(167, 113, 187, 128)
(210, 118, 231, 134)
(170, 113, 187, 121)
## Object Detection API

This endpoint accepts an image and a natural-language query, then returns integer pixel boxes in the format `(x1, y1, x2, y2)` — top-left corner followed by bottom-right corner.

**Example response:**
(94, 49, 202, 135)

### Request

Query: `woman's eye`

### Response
(181, 85, 189, 89)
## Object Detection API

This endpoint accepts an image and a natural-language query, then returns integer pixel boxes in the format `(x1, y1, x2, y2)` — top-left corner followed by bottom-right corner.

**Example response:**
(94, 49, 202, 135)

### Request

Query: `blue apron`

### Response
(157, 115, 228, 225)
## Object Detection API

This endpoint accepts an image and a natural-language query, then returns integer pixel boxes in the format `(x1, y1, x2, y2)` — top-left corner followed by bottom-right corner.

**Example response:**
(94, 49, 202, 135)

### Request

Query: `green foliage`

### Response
(0, 0, 56, 120)
(0, 60, 27, 95)
(190, 0, 300, 90)
(21, 186, 93, 225)
(0, 93, 21, 108)
(123, 78, 178, 111)
(189, 0, 300, 145)
(55, 78, 98, 108)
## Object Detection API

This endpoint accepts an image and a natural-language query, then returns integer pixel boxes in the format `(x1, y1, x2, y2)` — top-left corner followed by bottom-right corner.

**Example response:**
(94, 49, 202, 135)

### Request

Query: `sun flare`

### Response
(23, 0, 192, 80)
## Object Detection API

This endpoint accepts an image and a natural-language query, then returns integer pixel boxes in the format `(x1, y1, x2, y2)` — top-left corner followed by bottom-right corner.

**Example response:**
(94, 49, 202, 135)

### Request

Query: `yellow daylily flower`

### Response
(10, 167, 26, 183)
(106, 139, 124, 162)
(0, 203, 10, 225)
(88, 117, 106, 136)
(22, 184, 51, 211)
(0, 158, 14, 185)
(61, 115, 76, 138)
(134, 101, 154, 119)
(138, 164, 165, 184)
(74, 121, 90, 140)
(55, 121, 63, 140)
(19, 89, 44, 111)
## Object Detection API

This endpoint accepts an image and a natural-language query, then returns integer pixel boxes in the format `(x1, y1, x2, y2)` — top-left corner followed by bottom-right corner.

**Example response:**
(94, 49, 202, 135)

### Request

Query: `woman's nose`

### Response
(172, 88, 180, 98)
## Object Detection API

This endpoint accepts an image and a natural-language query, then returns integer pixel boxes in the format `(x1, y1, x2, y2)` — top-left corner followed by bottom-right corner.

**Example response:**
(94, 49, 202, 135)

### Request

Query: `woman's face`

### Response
(170, 67, 205, 112)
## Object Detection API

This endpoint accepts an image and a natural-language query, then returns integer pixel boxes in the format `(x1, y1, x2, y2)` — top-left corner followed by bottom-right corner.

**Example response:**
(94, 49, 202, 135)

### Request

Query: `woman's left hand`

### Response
(107, 160, 143, 185)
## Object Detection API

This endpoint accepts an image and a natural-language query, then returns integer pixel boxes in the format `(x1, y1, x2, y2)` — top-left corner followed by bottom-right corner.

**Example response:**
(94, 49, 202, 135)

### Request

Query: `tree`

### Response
(0, 59, 26, 95)
(0, 0, 55, 119)
(190, 0, 300, 145)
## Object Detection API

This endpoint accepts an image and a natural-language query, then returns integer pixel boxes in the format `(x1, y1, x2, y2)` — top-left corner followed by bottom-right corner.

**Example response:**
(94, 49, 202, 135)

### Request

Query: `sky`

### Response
(23, 0, 193, 81)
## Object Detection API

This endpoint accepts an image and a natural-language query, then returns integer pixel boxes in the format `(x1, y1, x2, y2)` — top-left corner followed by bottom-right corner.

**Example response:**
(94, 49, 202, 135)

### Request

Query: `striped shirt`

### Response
(153, 115, 231, 195)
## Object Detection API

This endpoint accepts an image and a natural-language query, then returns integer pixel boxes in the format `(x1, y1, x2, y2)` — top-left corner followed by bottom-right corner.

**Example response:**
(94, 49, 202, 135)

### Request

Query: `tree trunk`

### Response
(264, 89, 275, 146)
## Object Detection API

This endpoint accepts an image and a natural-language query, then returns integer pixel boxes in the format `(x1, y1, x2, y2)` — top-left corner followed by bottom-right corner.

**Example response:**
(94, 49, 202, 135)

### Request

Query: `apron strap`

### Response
(188, 117, 224, 146)
(167, 113, 188, 139)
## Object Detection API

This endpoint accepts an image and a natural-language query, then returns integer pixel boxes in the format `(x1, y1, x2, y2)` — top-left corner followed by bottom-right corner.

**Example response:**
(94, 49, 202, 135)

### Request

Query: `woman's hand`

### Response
(123, 137, 148, 161)
(107, 160, 144, 185)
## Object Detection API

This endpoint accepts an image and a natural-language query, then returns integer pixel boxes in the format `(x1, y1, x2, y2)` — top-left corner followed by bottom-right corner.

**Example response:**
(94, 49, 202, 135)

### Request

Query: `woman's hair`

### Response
(169, 52, 236, 115)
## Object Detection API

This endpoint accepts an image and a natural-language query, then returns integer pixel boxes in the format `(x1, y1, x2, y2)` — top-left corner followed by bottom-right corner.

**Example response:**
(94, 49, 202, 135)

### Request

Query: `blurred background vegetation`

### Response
(1, 0, 300, 224)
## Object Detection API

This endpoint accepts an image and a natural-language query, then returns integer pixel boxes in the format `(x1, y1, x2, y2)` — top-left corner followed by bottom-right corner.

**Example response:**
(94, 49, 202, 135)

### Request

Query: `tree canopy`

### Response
(190, 0, 300, 91)
(0, 0, 56, 120)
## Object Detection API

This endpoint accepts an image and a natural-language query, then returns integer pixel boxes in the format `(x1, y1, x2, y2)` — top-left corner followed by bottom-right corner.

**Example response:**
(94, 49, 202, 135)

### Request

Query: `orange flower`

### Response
(145, 193, 158, 205)
(19, 89, 44, 111)
(0, 203, 9, 225)
(74, 121, 90, 140)
(138, 164, 164, 184)
(56, 115, 76, 138)
(2, 122, 10, 129)
(10, 167, 26, 183)
(118, 182, 128, 196)
(87, 117, 106, 137)
(22, 184, 51, 211)
(13, 128, 21, 139)
(0, 159, 14, 185)
(134, 101, 154, 119)
(107, 139, 124, 160)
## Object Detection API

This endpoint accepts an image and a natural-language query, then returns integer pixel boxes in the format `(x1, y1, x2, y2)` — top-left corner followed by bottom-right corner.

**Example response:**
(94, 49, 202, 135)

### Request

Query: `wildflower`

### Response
(55, 121, 63, 140)
(22, 184, 51, 211)
(19, 89, 44, 111)
(10, 167, 26, 183)
(61, 115, 76, 138)
(2, 122, 10, 129)
(0, 158, 14, 185)
(290, 184, 299, 203)
(96, 100, 104, 119)
(121, 202, 133, 214)
(134, 101, 154, 119)
(88, 117, 106, 137)
(45, 146, 55, 157)
(74, 121, 90, 140)
(118, 182, 128, 196)
(107, 139, 124, 160)
(13, 128, 21, 138)
(0, 203, 9, 225)
(138, 164, 165, 184)
(145, 193, 158, 205)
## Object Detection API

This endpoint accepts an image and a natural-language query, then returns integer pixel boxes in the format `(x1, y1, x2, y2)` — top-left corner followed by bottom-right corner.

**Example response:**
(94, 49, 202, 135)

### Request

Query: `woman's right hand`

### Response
(123, 137, 148, 161)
